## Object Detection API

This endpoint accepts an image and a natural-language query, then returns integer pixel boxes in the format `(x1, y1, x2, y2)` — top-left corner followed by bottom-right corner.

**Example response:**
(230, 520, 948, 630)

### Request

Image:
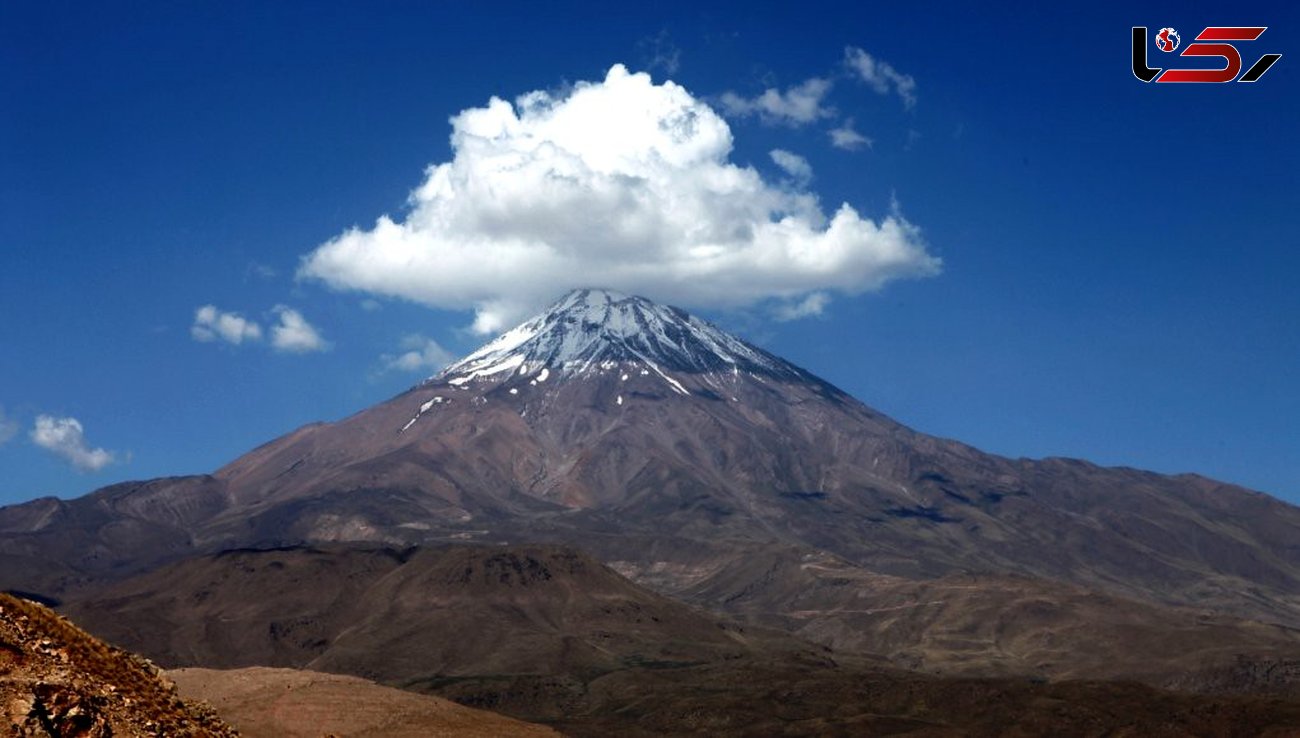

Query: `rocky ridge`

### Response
(0, 593, 237, 737)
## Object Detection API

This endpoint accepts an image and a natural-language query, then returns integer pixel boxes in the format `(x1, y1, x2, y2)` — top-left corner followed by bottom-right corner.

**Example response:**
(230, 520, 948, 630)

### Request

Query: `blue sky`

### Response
(2, 1, 1297, 506)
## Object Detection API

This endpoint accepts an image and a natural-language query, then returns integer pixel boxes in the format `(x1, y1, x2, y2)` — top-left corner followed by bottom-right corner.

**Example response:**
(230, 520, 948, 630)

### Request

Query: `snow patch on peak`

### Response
(436, 289, 805, 392)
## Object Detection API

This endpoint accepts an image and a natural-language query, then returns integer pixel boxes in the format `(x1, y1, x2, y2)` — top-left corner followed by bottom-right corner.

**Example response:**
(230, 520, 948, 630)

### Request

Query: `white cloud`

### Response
(719, 77, 834, 125)
(191, 305, 262, 345)
(769, 149, 812, 185)
(829, 119, 872, 151)
(30, 415, 116, 472)
(775, 291, 830, 321)
(191, 304, 329, 354)
(844, 47, 916, 109)
(381, 335, 455, 374)
(0, 407, 18, 446)
(269, 306, 329, 353)
(299, 64, 940, 334)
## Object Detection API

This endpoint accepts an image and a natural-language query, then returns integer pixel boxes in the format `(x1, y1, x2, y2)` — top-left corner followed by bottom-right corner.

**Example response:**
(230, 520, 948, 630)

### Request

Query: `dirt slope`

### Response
(169, 667, 560, 738)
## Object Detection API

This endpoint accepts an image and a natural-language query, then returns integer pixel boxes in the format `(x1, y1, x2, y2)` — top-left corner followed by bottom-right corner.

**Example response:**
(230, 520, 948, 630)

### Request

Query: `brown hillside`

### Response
(0, 593, 236, 737)
(61, 544, 815, 681)
(169, 667, 561, 738)
(631, 541, 1300, 690)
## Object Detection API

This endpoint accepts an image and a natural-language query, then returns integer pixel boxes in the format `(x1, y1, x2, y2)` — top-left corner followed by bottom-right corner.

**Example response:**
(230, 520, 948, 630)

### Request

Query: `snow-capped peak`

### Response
(435, 288, 806, 388)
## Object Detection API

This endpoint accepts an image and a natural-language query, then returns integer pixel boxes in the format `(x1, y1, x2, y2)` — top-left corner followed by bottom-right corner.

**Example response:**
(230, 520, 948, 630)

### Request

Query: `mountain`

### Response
(0, 593, 237, 737)
(3, 288, 1300, 687)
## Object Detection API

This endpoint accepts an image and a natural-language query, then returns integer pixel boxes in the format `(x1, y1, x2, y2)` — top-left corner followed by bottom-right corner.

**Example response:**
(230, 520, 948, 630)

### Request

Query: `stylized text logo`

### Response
(1132, 26, 1281, 83)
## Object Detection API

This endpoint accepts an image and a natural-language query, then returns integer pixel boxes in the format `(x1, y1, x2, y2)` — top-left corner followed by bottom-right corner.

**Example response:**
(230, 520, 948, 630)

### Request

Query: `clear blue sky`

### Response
(2, 1, 1297, 505)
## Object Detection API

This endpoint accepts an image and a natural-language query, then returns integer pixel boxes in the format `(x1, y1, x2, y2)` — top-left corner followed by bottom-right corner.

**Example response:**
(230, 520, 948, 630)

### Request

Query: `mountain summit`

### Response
(438, 288, 816, 390)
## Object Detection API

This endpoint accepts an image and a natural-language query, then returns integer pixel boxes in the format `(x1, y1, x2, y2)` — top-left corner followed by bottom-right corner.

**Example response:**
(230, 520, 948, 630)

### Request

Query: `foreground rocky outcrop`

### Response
(0, 593, 237, 737)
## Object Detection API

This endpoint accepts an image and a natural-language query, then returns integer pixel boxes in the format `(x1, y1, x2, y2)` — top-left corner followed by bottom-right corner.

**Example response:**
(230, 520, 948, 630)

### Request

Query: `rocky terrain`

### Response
(0, 593, 236, 737)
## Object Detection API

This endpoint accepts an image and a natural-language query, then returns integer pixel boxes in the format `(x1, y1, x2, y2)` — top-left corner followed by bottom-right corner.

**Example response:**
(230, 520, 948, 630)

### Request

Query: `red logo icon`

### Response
(1132, 26, 1282, 83)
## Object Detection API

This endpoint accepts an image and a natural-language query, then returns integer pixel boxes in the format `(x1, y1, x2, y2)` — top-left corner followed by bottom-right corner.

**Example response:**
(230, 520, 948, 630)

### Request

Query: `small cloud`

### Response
(638, 30, 681, 75)
(844, 46, 916, 109)
(191, 305, 263, 345)
(360, 299, 383, 312)
(769, 149, 813, 186)
(0, 406, 18, 446)
(245, 262, 278, 281)
(720, 77, 835, 126)
(829, 119, 872, 151)
(193, 304, 330, 354)
(269, 306, 329, 354)
(30, 415, 116, 472)
(774, 292, 830, 321)
(380, 335, 455, 374)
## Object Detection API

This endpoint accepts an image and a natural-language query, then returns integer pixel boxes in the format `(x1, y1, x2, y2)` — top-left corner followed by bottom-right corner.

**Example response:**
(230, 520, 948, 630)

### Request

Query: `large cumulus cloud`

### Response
(299, 64, 940, 333)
